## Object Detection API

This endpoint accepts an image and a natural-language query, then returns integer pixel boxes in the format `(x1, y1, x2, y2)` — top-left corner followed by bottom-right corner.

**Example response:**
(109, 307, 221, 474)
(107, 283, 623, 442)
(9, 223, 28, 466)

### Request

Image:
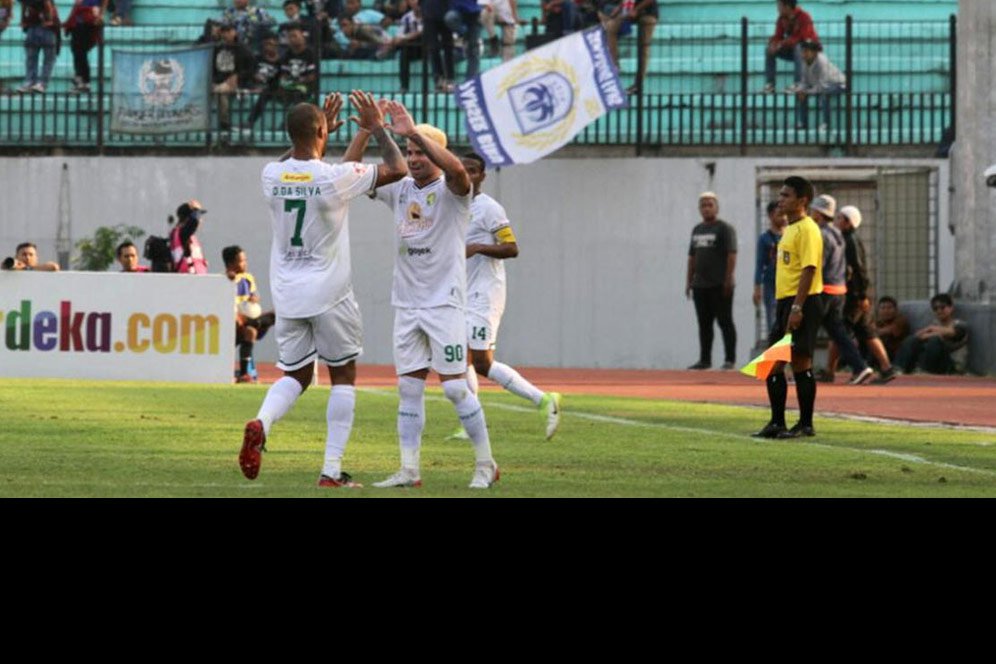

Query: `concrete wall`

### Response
(0, 155, 952, 369)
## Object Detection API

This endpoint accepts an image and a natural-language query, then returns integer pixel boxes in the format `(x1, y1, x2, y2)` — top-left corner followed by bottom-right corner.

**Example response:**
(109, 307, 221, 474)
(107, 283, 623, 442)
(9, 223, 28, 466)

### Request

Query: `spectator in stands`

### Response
(281, 0, 333, 55)
(754, 200, 786, 335)
(393, 1, 422, 92)
(575, 0, 600, 30)
(16, 0, 60, 94)
(224, 245, 275, 383)
(1, 0, 14, 91)
(223, 0, 277, 54)
(764, 0, 817, 94)
(374, 0, 407, 24)
(169, 200, 209, 274)
(335, 13, 392, 59)
(64, 0, 105, 94)
(420, 0, 455, 90)
(213, 22, 255, 131)
(795, 39, 845, 130)
(541, 0, 579, 39)
(108, 0, 131, 26)
(875, 295, 910, 362)
(479, 0, 523, 62)
(15, 242, 60, 271)
(894, 293, 969, 375)
(249, 31, 282, 92)
(116, 240, 149, 272)
(248, 23, 317, 126)
(304, 0, 342, 23)
(444, 0, 483, 81)
(599, 0, 658, 95)
(196, 18, 222, 44)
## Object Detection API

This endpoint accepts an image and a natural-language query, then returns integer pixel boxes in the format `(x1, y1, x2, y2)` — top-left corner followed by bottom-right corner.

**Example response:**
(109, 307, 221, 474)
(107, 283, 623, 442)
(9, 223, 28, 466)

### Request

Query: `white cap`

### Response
(811, 194, 836, 218)
(839, 205, 862, 229)
(699, 191, 718, 202)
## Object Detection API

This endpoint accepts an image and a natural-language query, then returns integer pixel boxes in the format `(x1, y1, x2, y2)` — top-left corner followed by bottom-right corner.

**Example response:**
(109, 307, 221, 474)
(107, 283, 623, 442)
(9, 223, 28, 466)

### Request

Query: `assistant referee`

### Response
(753, 176, 824, 439)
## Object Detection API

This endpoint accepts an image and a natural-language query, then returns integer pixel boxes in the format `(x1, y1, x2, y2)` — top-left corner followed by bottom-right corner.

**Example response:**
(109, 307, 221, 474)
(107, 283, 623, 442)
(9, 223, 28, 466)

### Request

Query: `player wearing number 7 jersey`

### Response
(239, 91, 407, 487)
(361, 110, 499, 489)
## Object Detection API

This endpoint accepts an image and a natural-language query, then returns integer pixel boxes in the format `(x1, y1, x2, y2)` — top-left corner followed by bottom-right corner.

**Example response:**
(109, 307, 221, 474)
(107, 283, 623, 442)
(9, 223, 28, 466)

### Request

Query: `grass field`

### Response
(1, 378, 995, 498)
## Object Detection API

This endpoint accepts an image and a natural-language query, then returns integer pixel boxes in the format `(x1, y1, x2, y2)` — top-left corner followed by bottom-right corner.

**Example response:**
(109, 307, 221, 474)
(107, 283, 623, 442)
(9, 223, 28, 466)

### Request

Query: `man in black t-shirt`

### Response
(248, 23, 316, 126)
(685, 191, 738, 370)
(213, 22, 255, 130)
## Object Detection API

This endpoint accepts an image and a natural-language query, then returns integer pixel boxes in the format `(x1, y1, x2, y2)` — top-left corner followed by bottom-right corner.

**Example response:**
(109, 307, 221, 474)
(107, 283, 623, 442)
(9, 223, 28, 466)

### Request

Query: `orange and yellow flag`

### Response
(740, 334, 793, 380)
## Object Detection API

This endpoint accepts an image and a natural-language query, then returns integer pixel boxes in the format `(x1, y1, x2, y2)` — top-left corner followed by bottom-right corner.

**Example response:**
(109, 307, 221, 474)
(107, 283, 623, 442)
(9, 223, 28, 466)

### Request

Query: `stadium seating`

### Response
(0, 0, 957, 147)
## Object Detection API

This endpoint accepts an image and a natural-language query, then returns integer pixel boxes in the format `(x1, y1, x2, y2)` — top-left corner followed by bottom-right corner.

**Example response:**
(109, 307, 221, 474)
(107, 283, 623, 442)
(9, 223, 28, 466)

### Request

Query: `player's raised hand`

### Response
(348, 90, 384, 131)
(322, 92, 345, 133)
(383, 99, 416, 137)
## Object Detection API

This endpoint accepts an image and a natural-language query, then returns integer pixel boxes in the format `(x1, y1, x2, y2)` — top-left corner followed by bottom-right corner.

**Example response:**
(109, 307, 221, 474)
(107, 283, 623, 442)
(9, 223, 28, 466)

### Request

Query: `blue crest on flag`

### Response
(508, 73, 574, 135)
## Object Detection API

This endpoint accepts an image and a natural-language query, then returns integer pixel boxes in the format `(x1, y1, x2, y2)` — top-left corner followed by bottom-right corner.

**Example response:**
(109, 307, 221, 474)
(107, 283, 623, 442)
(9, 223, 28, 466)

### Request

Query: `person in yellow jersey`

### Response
(753, 176, 824, 439)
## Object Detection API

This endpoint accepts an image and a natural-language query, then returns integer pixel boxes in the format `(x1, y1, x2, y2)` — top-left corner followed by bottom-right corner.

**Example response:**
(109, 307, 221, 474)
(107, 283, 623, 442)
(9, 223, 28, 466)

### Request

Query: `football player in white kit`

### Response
(367, 116, 500, 489)
(239, 91, 408, 487)
(449, 152, 561, 440)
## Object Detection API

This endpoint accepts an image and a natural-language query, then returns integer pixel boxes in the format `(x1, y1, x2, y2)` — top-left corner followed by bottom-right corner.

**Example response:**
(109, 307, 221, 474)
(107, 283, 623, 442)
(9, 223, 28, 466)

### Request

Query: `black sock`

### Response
(767, 372, 787, 427)
(795, 369, 816, 427)
(239, 341, 254, 376)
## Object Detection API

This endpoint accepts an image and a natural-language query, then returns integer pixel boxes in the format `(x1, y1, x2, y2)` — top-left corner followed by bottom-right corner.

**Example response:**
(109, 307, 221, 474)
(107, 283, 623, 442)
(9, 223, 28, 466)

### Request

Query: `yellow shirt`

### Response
(775, 216, 823, 300)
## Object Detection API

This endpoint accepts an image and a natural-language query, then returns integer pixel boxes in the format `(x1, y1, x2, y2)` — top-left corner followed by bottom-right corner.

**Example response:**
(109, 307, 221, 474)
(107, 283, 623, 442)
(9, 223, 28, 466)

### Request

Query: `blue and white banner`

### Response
(456, 27, 628, 167)
(111, 46, 213, 134)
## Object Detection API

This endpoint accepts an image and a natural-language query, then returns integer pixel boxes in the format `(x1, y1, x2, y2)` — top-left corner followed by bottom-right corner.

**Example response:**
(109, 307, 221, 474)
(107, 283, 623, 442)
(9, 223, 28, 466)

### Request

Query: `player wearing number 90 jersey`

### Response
(239, 93, 407, 488)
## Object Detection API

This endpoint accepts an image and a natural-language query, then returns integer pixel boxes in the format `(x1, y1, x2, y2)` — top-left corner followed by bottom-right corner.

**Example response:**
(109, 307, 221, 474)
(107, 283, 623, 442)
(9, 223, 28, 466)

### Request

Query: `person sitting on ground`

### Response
(874, 295, 909, 362)
(894, 293, 969, 375)
(224, 245, 275, 383)
(764, 0, 818, 93)
(116, 240, 149, 272)
(15, 242, 60, 271)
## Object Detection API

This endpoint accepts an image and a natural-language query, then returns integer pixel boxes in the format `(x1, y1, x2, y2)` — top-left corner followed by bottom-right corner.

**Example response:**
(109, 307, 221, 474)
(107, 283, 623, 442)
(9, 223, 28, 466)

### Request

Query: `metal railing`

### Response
(0, 16, 956, 153)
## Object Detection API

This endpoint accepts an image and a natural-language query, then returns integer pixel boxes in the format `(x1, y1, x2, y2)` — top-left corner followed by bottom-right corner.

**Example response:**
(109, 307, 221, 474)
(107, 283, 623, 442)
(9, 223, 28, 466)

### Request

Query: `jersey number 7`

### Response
(285, 199, 306, 247)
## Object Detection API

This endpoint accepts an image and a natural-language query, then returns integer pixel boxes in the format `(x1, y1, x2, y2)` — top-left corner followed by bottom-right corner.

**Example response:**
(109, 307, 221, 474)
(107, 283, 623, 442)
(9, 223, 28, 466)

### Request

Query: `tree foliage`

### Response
(74, 225, 146, 272)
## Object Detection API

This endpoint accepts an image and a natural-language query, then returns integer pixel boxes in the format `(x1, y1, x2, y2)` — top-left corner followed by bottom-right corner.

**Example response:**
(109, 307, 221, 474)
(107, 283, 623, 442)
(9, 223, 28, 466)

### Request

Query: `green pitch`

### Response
(1, 379, 994, 497)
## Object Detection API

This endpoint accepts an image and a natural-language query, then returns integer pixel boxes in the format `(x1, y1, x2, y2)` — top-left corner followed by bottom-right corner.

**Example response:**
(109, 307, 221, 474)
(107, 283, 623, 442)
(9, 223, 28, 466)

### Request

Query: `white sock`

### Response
(397, 376, 425, 472)
(322, 385, 356, 479)
(256, 376, 303, 436)
(465, 363, 479, 395)
(487, 361, 544, 406)
(443, 379, 493, 464)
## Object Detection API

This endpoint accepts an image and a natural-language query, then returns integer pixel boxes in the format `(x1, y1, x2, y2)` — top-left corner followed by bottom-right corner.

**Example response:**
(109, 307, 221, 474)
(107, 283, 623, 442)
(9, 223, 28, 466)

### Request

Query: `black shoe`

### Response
(871, 367, 899, 385)
(752, 422, 787, 438)
(777, 423, 816, 439)
(720, 361, 735, 370)
(687, 361, 711, 370)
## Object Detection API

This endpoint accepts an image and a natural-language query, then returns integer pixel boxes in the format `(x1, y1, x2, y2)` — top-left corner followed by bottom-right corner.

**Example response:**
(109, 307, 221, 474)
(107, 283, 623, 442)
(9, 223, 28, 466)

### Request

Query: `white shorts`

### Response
(393, 305, 467, 376)
(466, 308, 503, 351)
(275, 295, 363, 371)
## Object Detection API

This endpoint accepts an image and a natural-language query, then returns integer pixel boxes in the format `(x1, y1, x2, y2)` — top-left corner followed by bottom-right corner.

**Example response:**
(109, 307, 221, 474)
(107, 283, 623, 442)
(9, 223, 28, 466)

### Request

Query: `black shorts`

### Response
(769, 295, 823, 358)
(843, 296, 878, 342)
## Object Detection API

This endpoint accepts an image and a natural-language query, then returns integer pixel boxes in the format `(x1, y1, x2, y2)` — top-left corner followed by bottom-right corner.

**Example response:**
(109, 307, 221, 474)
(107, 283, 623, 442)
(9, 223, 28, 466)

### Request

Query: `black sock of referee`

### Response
(794, 368, 816, 428)
(766, 371, 787, 427)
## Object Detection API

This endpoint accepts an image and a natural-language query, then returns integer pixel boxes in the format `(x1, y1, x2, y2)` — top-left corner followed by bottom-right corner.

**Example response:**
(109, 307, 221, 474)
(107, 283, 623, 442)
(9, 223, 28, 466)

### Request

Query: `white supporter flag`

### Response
(456, 27, 628, 167)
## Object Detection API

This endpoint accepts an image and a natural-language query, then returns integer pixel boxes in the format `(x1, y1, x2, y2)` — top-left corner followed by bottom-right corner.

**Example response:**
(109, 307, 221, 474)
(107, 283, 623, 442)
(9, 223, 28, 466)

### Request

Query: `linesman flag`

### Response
(741, 334, 793, 381)
(455, 27, 629, 168)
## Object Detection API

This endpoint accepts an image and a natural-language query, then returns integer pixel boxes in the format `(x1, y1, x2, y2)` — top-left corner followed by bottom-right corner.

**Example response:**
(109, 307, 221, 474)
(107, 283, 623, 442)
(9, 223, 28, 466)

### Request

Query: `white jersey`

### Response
(262, 158, 376, 318)
(373, 174, 471, 309)
(466, 193, 510, 315)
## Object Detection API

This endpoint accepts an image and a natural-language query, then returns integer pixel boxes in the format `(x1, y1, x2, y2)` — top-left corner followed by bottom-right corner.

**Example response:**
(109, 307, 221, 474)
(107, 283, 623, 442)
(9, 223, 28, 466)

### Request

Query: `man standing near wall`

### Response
(686, 191, 737, 370)
(753, 176, 822, 439)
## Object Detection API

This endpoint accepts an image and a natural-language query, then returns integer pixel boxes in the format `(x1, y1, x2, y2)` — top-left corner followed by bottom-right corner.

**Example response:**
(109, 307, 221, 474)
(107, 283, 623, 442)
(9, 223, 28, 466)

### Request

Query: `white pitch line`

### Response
(359, 387, 996, 478)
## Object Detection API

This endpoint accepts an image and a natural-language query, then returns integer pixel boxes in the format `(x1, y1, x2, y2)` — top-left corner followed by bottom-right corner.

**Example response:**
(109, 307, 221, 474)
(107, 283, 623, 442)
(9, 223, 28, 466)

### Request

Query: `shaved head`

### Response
(286, 103, 325, 145)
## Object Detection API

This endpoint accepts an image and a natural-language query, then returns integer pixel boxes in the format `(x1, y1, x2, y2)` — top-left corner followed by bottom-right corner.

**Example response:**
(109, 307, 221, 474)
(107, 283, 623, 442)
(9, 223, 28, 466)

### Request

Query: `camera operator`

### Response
(169, 199, 210, 274)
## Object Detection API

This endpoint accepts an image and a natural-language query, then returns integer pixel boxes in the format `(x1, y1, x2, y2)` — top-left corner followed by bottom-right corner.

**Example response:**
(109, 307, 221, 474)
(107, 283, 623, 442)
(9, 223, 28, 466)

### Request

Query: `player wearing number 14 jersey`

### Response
(451, 152, 561, 441)
(239, 92, 407, 487)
